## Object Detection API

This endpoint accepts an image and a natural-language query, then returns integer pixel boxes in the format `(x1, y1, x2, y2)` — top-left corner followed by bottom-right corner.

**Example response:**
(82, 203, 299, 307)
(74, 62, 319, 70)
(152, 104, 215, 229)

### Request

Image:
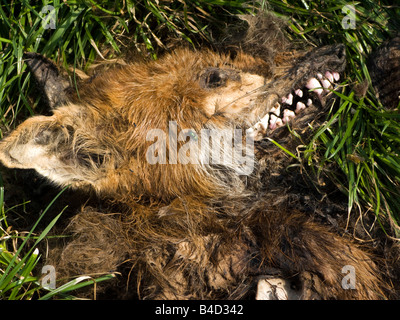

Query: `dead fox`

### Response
(0, 14, 392, 299)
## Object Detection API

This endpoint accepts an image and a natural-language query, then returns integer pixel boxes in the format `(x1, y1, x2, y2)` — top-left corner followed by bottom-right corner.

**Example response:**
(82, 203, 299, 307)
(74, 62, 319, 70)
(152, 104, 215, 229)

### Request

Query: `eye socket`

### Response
(199, 67, 240, 89)
(200, 68, 225, 89)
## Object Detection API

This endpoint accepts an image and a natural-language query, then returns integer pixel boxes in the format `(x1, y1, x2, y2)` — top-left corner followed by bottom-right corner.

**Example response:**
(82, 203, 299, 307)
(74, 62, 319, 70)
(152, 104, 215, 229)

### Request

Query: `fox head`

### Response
(0, 34, 345, 203)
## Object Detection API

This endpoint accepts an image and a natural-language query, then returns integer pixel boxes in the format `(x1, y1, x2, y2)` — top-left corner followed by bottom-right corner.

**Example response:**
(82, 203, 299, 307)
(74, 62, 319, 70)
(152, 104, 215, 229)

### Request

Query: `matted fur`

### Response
(369, 36, 400, 109)
(0, 14, 394, 299)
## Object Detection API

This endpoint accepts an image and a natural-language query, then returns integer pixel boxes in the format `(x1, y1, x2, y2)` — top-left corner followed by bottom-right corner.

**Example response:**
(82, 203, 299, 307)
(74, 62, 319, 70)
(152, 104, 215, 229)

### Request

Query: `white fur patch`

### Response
(203, 73, 265, 118)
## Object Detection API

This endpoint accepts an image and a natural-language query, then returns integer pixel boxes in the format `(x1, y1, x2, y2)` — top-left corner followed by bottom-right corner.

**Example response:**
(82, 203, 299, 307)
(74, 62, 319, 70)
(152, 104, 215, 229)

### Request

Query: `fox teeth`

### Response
(270, 116, 283, 129)
(282, 109, 295, 123)
(322, 71, 340, 83)
(247, 113, 271, 138)
(269, 114, 279, 130)
(270, 103, 281, 116)
(332, 71, 340, 81)
(252, 70, 340, 136)
(306, 78, 323, 95)
(285, 93, 293, 105)
(295, 101, 306, 114)
(282, 93, 294, 105)
(316, 73, 332, 89)
(295, 89, 303, 97)
(325, 71, 334, 83)
(321, 79, 331, 89)
(275, 117, 283, 128)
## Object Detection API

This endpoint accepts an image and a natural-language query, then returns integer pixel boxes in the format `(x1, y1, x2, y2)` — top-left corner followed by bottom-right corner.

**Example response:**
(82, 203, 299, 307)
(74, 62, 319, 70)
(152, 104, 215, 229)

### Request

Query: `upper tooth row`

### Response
(306, 71, 340, 95)
(247, 71, 340, 138)
(282, 71, 340, 105)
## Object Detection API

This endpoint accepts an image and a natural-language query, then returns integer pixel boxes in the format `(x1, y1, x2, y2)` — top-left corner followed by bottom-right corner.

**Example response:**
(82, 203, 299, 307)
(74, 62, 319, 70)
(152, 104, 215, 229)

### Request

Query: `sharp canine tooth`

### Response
(325, 71, 334, 83)
(306, 78, 320, 89)
(259, 113, 270, 130)
(306, 78, 323, 95)
(317, 73, 323, 80)
(307, 99, 313, 106)
(295, 89, 303, 97)
(322, 79, 331, 89)
(332, 72, 340, 81)
(269, 114, 278, 130)
(295, 102, 306, 114)
(286, 93, 293, 105)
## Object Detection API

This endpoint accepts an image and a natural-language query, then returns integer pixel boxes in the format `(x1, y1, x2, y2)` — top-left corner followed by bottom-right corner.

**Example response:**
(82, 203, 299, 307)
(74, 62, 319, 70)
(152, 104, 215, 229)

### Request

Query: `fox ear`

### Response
(24, 52, 70, 109)
(0, 110, 118, 189)
(0, 114, 87, 187)
(0, 115, 66, 178)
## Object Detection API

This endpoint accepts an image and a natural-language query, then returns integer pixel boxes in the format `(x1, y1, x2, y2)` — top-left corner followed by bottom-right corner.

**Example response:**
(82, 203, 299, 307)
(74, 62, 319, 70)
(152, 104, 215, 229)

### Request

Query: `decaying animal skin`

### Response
(368, 36, 400, 109)
(23, 52, 70, 109)
(0, 14, 392, 299)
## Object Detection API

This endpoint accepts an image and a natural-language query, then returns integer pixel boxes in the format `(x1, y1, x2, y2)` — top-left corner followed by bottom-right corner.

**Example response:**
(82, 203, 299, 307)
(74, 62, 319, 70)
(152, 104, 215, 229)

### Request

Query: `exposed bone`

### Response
(256, 278, 301, 300)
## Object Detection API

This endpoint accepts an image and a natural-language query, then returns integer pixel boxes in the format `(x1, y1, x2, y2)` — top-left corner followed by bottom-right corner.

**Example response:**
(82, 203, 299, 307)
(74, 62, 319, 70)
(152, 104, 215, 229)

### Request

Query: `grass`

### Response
(0, 0, 400, 298)
(0, 0, 256, 300)
(264, 0, 400, 236)
(0, 184, 116, 299)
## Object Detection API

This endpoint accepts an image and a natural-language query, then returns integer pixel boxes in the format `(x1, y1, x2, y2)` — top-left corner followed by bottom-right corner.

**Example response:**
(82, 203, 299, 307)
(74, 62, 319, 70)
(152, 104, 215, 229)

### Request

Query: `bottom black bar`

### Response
(2, 299, 393, 319)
